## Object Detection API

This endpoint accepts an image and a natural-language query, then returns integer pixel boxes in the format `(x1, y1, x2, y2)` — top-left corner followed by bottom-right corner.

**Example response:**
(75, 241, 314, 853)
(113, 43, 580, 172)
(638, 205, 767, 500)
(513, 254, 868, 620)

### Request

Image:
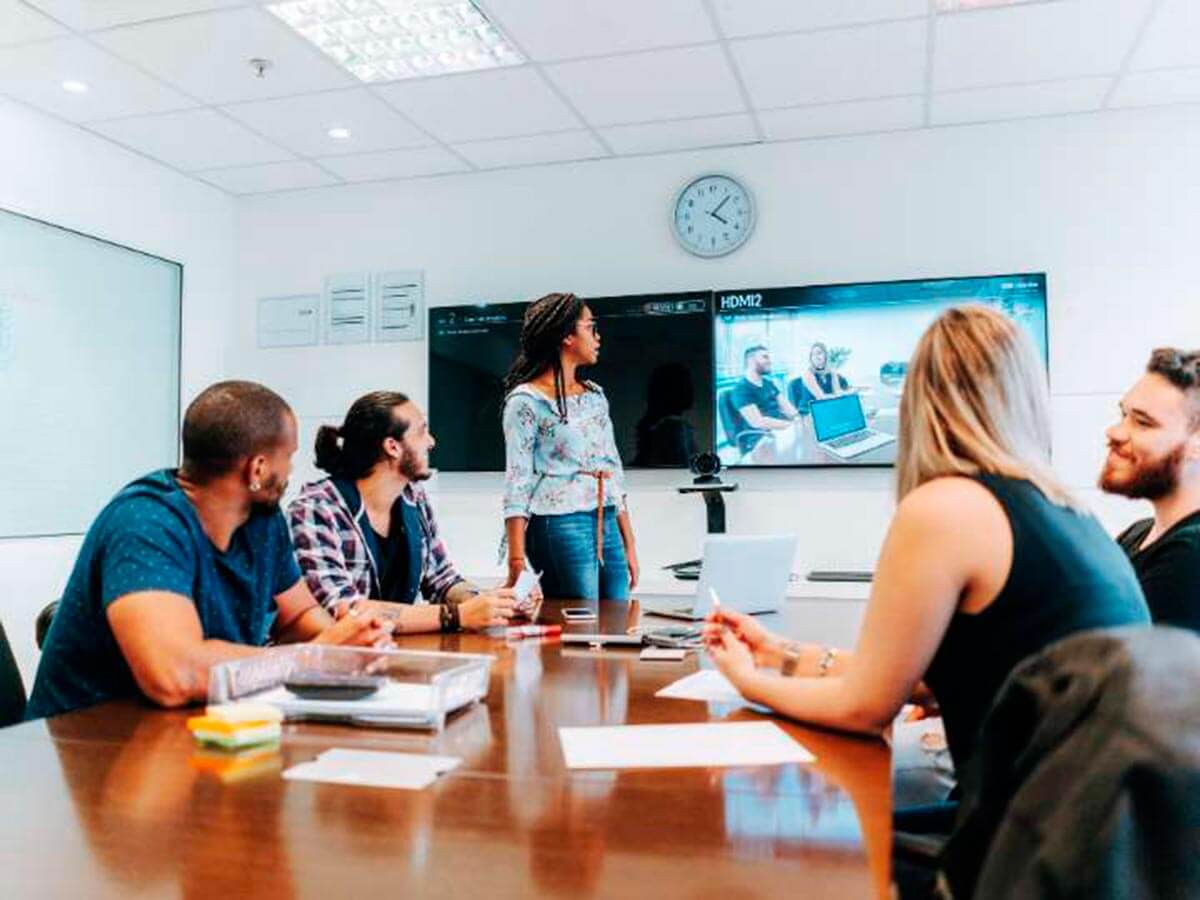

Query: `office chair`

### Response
(36, 601, 58, 650)
(717, 389, 769, 456)
(939, 626, 1200, 899)
(0, 618, 26, 727)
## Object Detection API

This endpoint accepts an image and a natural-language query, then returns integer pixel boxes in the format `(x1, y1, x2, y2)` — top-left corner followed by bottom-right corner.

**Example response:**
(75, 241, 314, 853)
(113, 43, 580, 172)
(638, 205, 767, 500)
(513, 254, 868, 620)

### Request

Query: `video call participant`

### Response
(26, 381, 390, 720)
(789, 341, 851, 413)
(729, 345, 798, 453)
(706, 306, 1148, 777)
(288, 391, 516, 632)
(1100, 348, 1200, 632)
(502, 292, 639, 601)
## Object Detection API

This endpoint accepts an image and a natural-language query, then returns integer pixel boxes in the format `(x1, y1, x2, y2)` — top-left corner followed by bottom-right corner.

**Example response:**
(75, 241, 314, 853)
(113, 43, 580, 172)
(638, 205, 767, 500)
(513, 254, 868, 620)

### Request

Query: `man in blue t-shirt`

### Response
(26, 381, 391, 719)
(728, 345, 798, 453)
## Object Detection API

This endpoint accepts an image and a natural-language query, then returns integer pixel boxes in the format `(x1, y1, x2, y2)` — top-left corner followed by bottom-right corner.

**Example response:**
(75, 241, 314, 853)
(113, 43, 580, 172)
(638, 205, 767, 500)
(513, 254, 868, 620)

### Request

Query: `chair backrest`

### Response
(717, 389, 743, 448)
(788, 376, 815, 414)
(942, 625, 1200, 899)
(0, 619, 26, 727)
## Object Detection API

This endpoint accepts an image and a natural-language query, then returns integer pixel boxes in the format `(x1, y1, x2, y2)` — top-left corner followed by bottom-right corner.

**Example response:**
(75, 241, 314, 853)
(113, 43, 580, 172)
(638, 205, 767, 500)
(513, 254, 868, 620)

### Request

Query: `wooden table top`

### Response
(0, 600, 890, 899)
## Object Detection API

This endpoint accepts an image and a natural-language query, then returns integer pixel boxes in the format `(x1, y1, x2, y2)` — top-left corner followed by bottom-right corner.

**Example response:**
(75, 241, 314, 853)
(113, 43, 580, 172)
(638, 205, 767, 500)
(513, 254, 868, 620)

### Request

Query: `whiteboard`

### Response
(0, 208, 181, 538)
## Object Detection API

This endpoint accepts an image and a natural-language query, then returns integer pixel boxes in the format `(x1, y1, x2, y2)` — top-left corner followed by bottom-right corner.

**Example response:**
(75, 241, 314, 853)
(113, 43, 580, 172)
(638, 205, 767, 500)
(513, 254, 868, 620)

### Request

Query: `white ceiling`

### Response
(0, 0, 1195, 196)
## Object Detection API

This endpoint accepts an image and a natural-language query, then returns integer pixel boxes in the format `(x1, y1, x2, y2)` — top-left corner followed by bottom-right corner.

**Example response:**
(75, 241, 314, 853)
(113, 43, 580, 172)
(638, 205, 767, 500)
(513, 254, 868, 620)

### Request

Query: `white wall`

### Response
(231, 104, 1200, 594)
(0, 97, 236, 688)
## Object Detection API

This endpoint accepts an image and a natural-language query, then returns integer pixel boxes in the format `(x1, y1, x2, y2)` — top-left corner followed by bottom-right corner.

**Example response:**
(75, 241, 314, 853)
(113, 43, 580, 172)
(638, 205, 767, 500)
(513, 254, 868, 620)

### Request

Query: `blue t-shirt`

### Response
(26, 469, 302, 719)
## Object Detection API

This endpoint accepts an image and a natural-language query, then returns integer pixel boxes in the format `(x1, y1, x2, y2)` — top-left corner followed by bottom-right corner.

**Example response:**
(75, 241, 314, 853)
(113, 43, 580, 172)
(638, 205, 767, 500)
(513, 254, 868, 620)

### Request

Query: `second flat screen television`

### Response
(713, 273, 1048, 468)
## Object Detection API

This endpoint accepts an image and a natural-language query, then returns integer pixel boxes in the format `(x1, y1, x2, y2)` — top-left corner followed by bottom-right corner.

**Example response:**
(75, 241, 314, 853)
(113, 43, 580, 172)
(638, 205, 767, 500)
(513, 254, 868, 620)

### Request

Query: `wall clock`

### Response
(671, 173, 755, 258)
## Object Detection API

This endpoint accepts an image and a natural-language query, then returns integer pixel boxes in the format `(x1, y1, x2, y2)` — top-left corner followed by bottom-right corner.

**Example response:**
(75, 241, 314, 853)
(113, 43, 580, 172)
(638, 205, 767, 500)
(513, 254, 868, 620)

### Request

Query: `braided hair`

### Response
(503, 292, 596, 421)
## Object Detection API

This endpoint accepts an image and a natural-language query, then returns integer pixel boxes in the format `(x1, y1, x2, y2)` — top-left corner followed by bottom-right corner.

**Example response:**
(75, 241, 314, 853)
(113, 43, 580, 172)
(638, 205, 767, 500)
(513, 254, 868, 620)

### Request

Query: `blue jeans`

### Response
(527, 508, 629, 601)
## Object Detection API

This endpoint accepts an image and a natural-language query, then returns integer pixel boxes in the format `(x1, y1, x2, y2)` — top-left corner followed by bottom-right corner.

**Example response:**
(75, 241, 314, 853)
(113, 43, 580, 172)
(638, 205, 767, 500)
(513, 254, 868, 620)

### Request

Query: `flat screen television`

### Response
(428, 291, 714, 472)
(712, 273, 1048, 468)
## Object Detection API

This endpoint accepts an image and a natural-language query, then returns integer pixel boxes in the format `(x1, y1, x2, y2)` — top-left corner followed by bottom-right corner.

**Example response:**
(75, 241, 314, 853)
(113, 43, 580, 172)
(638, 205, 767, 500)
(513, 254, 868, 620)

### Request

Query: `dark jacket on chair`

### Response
(940, 626, 1200, 899)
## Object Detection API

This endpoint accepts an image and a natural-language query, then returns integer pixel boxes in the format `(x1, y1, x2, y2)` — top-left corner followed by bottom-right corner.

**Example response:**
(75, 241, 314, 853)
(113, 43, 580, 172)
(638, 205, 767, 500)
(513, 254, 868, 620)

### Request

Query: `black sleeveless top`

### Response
(923, 475, 1150, 770)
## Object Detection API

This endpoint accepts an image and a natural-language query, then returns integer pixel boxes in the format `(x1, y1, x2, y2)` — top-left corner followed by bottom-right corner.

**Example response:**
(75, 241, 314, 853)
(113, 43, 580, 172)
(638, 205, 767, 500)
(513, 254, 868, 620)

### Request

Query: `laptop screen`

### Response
(811, 394, 867, 441)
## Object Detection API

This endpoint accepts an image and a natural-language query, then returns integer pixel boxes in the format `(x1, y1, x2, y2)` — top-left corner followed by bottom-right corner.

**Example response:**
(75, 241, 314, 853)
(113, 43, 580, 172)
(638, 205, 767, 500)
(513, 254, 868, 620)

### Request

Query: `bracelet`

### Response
(817, 646, 839, 678)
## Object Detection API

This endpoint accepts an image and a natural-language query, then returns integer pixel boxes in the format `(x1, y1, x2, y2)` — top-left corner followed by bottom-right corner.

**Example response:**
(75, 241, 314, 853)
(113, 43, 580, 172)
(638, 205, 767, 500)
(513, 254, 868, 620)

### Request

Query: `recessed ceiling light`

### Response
(328, 126, 352, 140)
(266, 0, 524, 83)
(61, 80, 89, 94)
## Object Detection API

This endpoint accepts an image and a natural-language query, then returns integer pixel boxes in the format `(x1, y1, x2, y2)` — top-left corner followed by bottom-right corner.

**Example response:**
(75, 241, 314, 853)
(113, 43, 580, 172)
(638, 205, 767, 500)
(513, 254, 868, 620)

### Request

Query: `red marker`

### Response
(505, 624, 562, 640)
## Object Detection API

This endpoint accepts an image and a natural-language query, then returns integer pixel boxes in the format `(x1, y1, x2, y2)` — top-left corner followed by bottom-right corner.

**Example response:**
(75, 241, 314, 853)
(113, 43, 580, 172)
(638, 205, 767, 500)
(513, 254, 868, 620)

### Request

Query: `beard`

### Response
(1099, 441, 1185, 500)
(399, 445, 432, 482)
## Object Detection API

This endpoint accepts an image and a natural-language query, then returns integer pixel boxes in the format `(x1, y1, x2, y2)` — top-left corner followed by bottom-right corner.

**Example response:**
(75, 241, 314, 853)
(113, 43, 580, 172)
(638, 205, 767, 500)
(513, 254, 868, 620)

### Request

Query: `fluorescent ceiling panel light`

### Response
(328, 125, 352, 139)
(61, 79, 90, 93)
(267, 0, 524, 83)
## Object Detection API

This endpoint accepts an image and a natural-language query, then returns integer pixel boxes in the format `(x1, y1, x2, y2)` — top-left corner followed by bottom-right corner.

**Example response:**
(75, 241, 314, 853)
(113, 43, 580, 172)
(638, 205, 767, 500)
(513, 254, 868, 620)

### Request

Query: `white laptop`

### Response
(639, 534, 797, 621)
(810, 394, 895, 460)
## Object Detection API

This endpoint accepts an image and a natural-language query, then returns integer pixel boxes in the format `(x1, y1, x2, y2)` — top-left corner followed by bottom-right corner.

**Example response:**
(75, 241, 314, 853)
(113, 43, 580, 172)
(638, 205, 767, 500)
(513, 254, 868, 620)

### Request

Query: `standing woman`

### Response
(502, 293, 639, 600)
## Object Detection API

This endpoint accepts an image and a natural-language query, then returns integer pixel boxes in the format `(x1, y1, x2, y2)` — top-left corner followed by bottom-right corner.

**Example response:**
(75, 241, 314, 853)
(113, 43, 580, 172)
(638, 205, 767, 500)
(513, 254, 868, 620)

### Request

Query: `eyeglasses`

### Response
(577, 321, 599, 337)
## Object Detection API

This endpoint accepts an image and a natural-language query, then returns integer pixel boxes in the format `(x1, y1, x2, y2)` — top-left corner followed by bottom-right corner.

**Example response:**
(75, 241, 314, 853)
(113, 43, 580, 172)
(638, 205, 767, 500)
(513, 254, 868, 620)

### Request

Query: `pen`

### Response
(505, 624, 562, 640)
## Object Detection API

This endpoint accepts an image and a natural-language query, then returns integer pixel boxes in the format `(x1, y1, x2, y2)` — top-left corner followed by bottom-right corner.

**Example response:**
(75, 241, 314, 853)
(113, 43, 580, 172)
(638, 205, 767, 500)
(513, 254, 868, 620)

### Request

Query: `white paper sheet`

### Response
(282, 748, 461, 790)
(654, 668, 745, 703)
(558, 722, 814, 770)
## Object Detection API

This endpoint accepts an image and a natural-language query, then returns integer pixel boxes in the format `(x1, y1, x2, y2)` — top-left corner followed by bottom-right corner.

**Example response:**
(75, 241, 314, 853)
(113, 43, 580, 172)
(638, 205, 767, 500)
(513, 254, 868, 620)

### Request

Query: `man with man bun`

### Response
(289, 391, 517, 633)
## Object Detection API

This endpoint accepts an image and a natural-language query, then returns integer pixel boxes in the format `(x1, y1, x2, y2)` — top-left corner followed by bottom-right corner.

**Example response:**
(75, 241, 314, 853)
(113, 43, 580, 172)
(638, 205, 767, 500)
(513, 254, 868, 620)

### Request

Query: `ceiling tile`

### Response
(544, 45, 745, 127)
(1111, 67, 1200, 109)
(731, 19, 927, 109)
(931, 77, 1109, 125)
(0, 36, 195, 122)
(196, 160, 339, 194)
(934, 0, 1152, 92)
(0, 0, 68, 46)
(93, 6, 355, 104)
(374, 67, 579, 142)
(759, 96, 924, 140)
(223, 89, 431, 158)
(481, 0, 715, 62)
(25, 0, 244, 31)
(600, 114, 757, 154)
(710, 0, 928, 38)
(89, 108, 294, 170)
(317, 146, 470, 182)
(452, 130, 606, 169)
(1129, 0, 1200, 71)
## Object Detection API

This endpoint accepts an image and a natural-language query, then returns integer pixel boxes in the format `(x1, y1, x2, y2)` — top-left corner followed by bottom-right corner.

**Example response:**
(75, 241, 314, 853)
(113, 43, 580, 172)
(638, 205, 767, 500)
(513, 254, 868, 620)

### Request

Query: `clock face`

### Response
(672, 174, 755, 258)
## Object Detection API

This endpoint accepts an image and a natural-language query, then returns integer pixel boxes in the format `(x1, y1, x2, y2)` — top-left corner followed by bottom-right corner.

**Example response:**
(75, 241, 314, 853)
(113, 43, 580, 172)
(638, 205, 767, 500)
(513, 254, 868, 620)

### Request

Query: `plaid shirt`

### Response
(287, 477, 467, 612)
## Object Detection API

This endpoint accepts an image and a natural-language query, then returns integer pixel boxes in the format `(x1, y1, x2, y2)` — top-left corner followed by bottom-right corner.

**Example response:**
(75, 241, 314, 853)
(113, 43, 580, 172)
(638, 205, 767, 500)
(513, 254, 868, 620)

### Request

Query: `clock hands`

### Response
(707, 193, 732, 225)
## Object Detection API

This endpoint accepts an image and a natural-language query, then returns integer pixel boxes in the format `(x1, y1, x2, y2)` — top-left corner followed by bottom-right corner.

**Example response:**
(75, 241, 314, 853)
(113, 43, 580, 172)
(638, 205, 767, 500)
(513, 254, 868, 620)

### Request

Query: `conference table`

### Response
(0, 599, 890, 898)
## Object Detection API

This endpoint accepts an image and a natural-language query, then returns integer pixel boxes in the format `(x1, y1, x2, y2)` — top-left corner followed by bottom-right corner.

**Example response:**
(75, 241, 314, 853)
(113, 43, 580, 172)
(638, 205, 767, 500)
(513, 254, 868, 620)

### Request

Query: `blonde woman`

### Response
(706, 305, 1149, 774)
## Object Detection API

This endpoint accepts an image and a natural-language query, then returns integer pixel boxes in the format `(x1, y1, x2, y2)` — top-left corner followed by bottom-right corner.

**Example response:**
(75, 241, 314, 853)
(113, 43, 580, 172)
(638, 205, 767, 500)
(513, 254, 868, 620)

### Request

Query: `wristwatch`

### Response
(439, 602, 461, 633)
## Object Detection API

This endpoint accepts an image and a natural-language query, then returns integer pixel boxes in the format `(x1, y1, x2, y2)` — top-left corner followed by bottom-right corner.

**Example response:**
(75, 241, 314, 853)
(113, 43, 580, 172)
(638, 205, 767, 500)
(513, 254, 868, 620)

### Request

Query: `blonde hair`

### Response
(896, 304, 1077, 508)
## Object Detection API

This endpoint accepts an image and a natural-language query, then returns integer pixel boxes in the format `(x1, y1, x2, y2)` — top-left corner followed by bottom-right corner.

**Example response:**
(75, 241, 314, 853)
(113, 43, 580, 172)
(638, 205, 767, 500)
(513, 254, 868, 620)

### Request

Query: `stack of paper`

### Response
(559, 721, 814, 770)
(282, 748, 462, 790)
